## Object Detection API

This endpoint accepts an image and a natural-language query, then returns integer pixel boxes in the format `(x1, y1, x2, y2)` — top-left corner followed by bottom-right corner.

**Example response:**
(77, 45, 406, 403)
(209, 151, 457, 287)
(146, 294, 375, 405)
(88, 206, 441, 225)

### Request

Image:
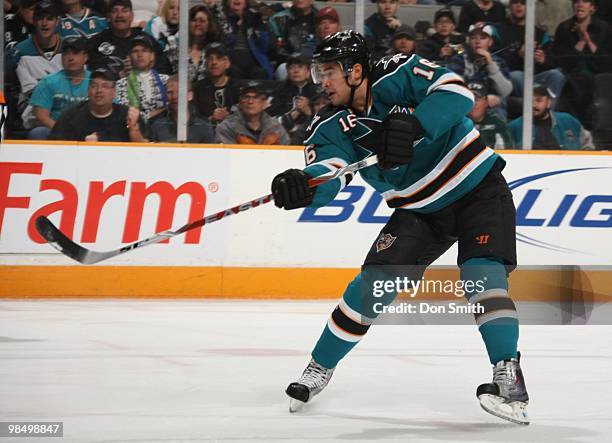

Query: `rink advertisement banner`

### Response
(1, 142, 611, 266)
(0, 141, 611, 299)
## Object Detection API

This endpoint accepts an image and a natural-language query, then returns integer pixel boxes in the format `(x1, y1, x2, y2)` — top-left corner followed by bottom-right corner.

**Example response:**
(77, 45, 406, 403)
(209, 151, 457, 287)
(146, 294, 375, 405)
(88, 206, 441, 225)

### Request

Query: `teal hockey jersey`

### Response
(60, 10, 108, 38)
(303, 53, 502, 213)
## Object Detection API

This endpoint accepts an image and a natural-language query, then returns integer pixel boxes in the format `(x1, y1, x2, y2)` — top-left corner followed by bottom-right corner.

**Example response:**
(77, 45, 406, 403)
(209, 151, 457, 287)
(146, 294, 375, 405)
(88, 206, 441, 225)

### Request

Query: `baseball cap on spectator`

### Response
(510, 0, 526, 4)
(61, 36, 88, 52)
(286, 53, 311, 67)
(109, 0, 133, 10)
(468, 23, 496, 39)
(205, 42, 229, 58)
(533, 84, 556, 99)
(34, 0, 61, 19)
(467, 81, 488, 98)
(91, 67, 119, 83)
(129, 34, 155, 51)
(317, 6, 339, 23)
(240, 81, 268, 97)
(392, 25, 417, 41)
(434, 8, 456, 24)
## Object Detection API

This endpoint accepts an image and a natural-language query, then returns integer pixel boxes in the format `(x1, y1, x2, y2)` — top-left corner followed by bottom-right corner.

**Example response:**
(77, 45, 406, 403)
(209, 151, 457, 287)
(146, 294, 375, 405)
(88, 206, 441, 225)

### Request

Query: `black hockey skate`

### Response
(477, 352, 530, 425)
(286, 359, 334, 412)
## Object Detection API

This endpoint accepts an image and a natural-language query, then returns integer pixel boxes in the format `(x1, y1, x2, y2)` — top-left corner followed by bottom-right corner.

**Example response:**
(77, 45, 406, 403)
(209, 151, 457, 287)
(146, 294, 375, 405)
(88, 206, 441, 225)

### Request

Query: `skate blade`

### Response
(289, 398, 305, 413)
(479, 394, 530, 425)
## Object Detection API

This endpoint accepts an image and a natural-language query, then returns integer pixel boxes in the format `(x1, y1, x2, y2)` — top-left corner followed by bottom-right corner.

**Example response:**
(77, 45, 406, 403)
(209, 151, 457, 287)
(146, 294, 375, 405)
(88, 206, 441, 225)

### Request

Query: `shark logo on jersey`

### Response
(307, 114, 321, 132)
(375, 233, 397, 253)
(389, 105, 415, 115)
(376, 53, 408, 70)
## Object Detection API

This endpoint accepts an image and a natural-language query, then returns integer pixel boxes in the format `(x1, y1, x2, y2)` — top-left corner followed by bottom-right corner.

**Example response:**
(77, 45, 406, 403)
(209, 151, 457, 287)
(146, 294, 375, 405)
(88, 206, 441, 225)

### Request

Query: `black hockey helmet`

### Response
(311, 30, 371, 84)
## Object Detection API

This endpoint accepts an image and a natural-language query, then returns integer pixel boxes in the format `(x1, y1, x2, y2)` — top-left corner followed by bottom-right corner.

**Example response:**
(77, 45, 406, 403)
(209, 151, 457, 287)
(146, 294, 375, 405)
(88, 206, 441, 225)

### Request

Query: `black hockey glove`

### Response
(271, 169, 314, 210)
(378, 113, 425, 170)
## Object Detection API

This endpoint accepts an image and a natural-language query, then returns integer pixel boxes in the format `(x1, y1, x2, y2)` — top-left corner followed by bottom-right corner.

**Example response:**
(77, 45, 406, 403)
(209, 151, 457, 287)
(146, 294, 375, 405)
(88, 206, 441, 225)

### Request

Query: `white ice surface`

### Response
(0, 300, 611, 443)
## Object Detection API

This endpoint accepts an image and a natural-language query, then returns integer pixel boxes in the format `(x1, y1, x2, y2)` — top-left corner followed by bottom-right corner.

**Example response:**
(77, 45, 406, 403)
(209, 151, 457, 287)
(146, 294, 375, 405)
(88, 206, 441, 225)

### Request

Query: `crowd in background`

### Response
(3, 0, 612, 149)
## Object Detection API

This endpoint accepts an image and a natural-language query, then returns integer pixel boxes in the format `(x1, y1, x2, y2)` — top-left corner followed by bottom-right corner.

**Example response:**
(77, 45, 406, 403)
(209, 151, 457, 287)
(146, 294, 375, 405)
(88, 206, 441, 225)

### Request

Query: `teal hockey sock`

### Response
(312, 272, 387, 369)
(461, 257, 519, 364)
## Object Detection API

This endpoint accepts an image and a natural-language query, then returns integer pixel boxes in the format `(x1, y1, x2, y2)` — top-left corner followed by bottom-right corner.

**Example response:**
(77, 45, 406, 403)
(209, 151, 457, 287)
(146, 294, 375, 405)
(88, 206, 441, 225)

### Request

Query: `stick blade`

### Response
(35, 216, 91, 264)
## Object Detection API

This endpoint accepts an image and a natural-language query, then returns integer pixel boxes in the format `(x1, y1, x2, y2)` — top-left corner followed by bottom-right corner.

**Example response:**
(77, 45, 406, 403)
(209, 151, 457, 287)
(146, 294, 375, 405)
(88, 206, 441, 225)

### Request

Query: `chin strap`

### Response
(345, 75, 367, 115)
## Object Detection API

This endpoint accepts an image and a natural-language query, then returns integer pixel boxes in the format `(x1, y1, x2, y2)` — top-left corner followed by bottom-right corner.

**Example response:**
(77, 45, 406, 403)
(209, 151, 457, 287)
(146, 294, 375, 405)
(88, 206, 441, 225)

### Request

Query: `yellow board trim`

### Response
(0, 266, 610, 301)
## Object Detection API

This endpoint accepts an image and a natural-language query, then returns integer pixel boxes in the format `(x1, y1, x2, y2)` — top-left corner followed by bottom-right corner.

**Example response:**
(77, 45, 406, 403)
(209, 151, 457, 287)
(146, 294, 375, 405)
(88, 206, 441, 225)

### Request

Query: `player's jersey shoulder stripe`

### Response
(371, 54, 416, 89)
(426, 72, 474, 102)
(426, 72, 465, 95)
(432, 83, 475, 102)
(304, 106, 348, 144)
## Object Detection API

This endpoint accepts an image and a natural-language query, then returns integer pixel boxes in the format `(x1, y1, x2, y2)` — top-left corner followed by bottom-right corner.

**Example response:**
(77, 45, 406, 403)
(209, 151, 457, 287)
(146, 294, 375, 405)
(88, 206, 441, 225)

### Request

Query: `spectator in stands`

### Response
(26, 37, 91, 140)
(88, 0, 170, 76)
(50, 67, 146, 142)
(194, 42, 242, 125)
(554, 0, 611, 74)
(509, 84, 595, 149)
(316, 6, 341, 41)
(418, 8, 466, 64)
(59, 0, 108, 38)
(3, 0, 39, 137)
(4, 0, 36, 50)
(553, 0, 612, 129)
(145, 0, 179, 50)
(282, 84, 329, 145)
(497, 0, 566, 101)
(215, 82, 290, 145)
(458, 0, 507, 33)
(536, 0, 574, 36)
(447, 23, 513, 110)
(269, 0, 319, 64)
(267, 53, 319, 145)
(365, 0, 403, 61)
(115, 35, 169, 126)
(389, 25, 418, 57)
(165, 5, 220, 83)
(309, 85, 330, 115)
(467, 81, 514, 149)
(210, 0, 275, 80)
(10, 1, 63, 106)
(149, 76, 215, 143)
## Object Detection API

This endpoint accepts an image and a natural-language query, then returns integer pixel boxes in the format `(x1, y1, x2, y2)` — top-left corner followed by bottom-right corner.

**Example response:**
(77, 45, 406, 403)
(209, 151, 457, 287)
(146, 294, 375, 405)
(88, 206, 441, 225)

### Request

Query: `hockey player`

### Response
(270, 31, 530, 425)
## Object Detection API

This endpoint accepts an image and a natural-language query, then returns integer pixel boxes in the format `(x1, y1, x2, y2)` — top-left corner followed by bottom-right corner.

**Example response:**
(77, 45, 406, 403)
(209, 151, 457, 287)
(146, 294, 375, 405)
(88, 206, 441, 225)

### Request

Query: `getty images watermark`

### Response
(370, 275, 485, 316)
(357, 265, 492, 325)
(359, 264, 612, 325)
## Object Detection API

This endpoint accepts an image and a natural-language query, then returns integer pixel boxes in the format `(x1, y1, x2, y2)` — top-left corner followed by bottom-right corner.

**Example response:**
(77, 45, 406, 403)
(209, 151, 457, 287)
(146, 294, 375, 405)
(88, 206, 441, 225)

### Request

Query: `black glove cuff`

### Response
(384, 113, 426, 140)
(383, 112, 425, 135)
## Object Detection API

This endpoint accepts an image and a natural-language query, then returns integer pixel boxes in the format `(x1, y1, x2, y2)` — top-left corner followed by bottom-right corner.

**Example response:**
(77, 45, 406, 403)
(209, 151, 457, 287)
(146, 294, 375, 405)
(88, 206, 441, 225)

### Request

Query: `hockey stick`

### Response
(35, 155, 378, 265)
